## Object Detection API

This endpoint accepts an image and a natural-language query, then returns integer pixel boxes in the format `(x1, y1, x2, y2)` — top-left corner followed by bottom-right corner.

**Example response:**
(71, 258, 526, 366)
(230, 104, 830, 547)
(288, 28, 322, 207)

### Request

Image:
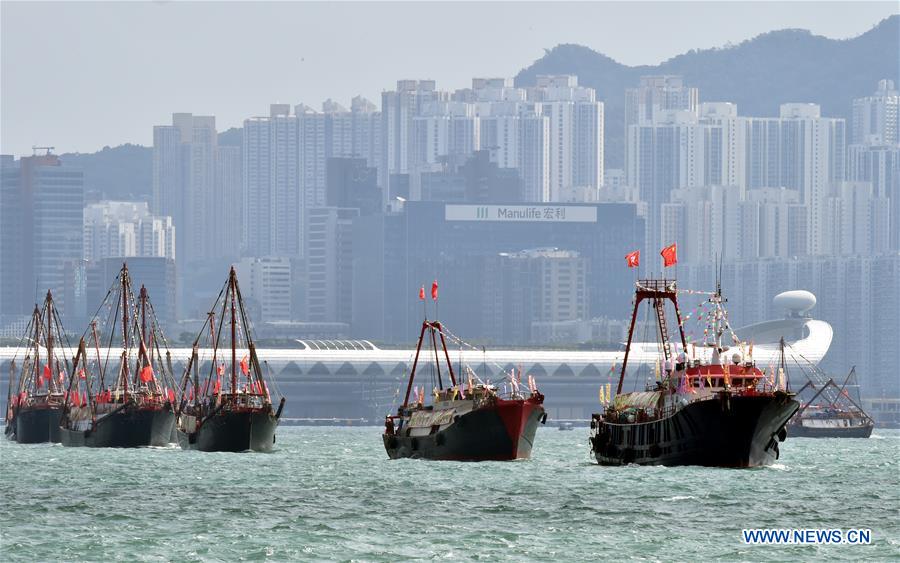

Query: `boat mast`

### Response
(230, 267, 237, 396)
(121, 265, 129, 402)
(46, 291, 55, 393)
(32, 303, 40, 394)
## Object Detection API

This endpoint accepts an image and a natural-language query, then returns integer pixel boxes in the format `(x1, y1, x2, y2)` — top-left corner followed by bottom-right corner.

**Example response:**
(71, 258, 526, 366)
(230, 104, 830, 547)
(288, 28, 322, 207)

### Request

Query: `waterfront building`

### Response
(352, 200, 643, 343)
(0, 152, 83, 319)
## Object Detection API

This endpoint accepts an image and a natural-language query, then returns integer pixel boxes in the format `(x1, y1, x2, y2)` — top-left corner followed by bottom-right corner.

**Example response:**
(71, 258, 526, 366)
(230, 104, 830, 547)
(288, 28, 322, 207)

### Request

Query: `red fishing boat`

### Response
(383, 316, 546, 461)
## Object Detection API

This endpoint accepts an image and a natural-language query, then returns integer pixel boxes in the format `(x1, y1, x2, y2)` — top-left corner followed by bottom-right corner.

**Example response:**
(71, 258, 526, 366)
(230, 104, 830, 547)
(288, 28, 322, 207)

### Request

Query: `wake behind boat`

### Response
(175, 266, 285, 452)
(590, 279, 798, 467)
(5, 291, 72, 443)
(383, 314, 546, 461)
(59, 265, 177, 448)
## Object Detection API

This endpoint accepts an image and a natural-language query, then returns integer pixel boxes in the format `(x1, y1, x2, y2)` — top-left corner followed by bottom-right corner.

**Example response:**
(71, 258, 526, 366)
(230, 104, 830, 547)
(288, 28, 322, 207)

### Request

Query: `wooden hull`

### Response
(60, 405, 175, 448)
(591, 393, 798, 468)
(177, 409, 278, 452)
(383, 399, 546, 461)
(14, 406, 62, 444)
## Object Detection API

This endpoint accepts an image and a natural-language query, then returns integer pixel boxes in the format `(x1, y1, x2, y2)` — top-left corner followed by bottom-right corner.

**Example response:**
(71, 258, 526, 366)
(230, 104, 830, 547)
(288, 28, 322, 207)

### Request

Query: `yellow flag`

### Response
(599, 386, 605, 404)
(606, 383, 612, 405)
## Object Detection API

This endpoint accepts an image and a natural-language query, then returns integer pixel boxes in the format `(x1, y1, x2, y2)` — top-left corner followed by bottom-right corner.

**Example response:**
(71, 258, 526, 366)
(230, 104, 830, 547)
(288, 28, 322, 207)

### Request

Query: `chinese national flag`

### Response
(660, 243, 678, 267)
(418, 286, 425, 301)
(240, 355, 250, 376)
(139, 365, 154, 383)
(625, 250, 640, 268)
(431, 280, 438, 301)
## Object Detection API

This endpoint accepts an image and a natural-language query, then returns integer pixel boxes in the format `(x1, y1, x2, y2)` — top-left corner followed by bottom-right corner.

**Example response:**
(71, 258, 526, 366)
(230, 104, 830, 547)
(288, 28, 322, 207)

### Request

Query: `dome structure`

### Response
(773, 290, 817, 317)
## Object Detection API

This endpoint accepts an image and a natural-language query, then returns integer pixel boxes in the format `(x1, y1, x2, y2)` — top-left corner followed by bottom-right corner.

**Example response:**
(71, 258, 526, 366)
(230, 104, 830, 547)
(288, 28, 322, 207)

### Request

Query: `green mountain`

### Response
(514, 15, 899, 167)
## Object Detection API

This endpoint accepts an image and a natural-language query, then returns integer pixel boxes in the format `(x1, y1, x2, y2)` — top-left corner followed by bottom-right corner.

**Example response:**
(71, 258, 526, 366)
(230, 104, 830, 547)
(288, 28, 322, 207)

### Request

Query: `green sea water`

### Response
(1, 427, 898, 561)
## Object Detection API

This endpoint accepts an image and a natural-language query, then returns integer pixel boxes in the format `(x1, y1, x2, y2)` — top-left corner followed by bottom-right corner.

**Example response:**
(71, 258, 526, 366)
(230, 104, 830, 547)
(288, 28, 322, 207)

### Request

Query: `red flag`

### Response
(240, 356, 250, 376)
(418, 286, 425, 301)
(217, 363, 225, 376)
(213, 379, 221, 394)
(167, 388, 176, 403)
(660, 243, 678, 267)
(625, 250, 640, 268)
(78, 368, 86, 380)
(431, 280, 438, 301)
(43, 364, 51, 381)
(139, 366, 154, 383)
(72, 392, 80, 407)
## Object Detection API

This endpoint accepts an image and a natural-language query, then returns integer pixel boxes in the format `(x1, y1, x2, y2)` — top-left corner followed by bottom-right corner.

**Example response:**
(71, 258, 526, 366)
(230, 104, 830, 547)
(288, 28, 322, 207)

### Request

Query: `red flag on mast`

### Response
(625, 250, 640, 268)
(660, 243, 678, 268)
(418, 286, 425, 301)
(240, 355, 250, 376)
(431, 280, 438, 301)
(139, 366, 154, 383)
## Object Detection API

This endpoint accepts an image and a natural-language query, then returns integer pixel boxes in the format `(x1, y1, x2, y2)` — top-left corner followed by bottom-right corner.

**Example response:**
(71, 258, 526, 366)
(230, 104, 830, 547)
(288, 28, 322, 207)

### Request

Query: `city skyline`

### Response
(1, 1, 897, 156)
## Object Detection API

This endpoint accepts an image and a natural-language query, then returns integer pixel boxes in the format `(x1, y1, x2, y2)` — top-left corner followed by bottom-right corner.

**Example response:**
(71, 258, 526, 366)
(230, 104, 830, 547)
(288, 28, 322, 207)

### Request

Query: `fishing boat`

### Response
(787, 367, 874, 438)
(383, 318, 546, 461)
(4, 291, 71, 443)
(59, 265, 178, 448)
(175, 266, 285, 452)
(589, 279, 798, 467)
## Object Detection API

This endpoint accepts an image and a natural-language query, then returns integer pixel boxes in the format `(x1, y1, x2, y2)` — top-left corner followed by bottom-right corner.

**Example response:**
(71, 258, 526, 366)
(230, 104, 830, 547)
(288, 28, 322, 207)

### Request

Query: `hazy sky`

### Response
(1, 1, 897, 156)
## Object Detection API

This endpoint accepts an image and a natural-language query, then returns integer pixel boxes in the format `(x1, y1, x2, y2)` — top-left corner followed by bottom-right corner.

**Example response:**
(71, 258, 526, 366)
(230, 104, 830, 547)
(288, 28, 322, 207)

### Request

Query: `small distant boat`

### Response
(558, 422, 575, 431)
(383, 317, 546, 461)
(5, 291, 71, 443)
(59, 265, 177, 448)
(787, 367, 874, 438)
(175, 266, 285, 452)
(590, 278, 797, 467)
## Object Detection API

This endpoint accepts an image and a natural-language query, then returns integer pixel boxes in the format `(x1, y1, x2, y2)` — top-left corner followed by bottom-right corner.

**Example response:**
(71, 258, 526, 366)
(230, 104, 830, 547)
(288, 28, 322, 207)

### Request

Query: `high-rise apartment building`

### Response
(625, 75, 699, 133)
(744, 104, 846, 255)
(152, 113, 220, 265)
(847, 143, 900, 250)
(83, 201, 175, 262)
(531, 75, 604, 201)
(216, 145, 242, 257)
(381, 80, 447, 200)
(851, 79, 899, 145)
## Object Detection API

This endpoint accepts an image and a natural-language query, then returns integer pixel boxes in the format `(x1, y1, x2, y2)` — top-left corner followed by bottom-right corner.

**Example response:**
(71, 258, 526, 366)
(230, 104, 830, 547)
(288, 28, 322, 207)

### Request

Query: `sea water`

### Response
(1, 427, 898, 561)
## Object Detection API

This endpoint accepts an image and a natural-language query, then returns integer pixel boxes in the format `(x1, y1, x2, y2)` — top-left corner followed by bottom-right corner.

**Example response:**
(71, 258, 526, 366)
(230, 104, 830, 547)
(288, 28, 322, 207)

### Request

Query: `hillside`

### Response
(515, 15, 899, 167)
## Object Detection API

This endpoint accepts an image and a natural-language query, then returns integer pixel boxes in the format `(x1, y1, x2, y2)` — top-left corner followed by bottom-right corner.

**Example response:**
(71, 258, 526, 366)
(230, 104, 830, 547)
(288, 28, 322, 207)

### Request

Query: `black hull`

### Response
(60, 406, 175, 448)
(14, 407, 62, 444)
(177, 410, 278, 452)
(384, 400, 545, 461)
(788, 422, 874, 438)
(591, 393, 798, 468)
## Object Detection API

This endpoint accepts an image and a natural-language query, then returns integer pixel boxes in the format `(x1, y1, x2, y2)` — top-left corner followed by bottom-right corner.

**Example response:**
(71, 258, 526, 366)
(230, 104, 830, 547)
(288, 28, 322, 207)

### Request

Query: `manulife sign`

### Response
(444, 204, 598, 223)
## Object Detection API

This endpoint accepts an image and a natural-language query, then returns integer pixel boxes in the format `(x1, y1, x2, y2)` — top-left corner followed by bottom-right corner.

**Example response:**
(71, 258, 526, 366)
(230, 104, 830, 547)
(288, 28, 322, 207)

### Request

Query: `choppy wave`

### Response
(1, 427, 898, 561)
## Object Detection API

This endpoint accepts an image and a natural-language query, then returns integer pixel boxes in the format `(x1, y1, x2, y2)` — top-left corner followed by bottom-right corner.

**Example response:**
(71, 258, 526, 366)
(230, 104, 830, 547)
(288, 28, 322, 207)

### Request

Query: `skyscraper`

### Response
(851, 79, 899, 145)
(380, 80, 447, 200)
(152, 113, 219, 265)
(0, 152, 83, 318)
(625, 75, 699, 134)
(532, 75, 605, 201)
